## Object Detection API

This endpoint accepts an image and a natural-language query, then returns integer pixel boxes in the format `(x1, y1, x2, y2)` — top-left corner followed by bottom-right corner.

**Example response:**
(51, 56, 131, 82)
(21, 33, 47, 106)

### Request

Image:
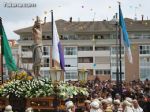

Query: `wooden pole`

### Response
(0, 17, 3, 84)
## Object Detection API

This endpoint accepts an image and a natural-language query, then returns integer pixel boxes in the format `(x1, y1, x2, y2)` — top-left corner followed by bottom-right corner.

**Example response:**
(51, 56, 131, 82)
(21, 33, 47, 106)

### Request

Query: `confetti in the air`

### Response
(44, 11, 47, 15)
(139, 4, 142, 7)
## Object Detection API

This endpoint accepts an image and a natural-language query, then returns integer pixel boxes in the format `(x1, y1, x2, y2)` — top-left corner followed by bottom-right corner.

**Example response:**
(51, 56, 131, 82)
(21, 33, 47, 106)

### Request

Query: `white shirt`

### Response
(133, 106, 143, 112)
(124, 106, 134, 112)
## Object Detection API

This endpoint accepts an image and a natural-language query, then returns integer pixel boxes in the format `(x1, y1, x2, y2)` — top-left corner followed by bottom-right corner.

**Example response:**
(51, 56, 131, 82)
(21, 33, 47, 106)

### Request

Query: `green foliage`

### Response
(0, 78, 89, 99)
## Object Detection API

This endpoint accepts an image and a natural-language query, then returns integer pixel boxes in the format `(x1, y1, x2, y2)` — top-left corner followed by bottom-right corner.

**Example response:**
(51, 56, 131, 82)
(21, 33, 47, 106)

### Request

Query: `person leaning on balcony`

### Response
(4, 105, 13, 112)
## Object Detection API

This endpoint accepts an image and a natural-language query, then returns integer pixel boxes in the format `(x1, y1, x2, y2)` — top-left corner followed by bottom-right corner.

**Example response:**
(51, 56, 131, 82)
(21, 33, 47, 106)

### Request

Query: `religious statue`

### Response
(32, 16, 42, 77)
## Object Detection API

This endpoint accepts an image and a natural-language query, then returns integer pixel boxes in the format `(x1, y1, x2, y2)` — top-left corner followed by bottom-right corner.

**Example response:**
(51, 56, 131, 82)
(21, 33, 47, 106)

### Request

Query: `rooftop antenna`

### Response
(93, 12, 96, 21)
(134, 7, 138, 21)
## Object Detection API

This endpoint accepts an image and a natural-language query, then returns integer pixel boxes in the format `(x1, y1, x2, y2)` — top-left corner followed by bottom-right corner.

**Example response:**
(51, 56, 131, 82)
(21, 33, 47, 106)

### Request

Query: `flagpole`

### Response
(51, 10, 54, 68)
(115, 13, 120, 93)
(0, 17, 3, 84)
(118, 3, 123, 98)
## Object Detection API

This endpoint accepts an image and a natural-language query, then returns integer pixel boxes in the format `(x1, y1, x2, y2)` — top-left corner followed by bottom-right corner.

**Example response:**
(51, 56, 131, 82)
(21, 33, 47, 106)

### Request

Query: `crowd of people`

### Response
(2, 76, 150, 112)
(65, 76, 150, 112)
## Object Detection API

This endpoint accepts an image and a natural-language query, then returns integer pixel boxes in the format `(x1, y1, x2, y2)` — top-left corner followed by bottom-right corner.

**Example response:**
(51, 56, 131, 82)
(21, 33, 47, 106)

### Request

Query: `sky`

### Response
(0, 0, 149, 40)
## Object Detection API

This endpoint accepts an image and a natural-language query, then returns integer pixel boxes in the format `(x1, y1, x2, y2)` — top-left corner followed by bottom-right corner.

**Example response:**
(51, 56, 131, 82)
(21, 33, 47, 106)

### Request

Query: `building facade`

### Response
(0, 40, 18, 82)
(15, 18, 150, 82)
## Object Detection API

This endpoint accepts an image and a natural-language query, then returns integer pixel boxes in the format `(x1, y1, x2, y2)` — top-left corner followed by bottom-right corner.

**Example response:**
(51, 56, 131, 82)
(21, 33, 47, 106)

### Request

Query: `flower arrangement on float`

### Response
(0, 71, 89, 99)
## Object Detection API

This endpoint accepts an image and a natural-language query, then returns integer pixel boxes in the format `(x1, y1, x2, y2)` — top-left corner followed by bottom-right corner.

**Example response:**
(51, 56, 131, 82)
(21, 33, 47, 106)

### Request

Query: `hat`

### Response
(95, 84, 99, 87)
(107, 97, 112, 104)
(84, 100, 91, 104)
(98, 97, 103, 101)
(93, 99, 101, 105)
(25, 107, 33, 112)
(114, 100, 120, 105)
(101, 99, 109, 104)
(4, 105, 13, 112)
(125, 97, 132, 103)
(65, 101, 74, 109)
(123, 100, 132, 106)
(90, 101, 100, 109)
(115, 93, 120, 96)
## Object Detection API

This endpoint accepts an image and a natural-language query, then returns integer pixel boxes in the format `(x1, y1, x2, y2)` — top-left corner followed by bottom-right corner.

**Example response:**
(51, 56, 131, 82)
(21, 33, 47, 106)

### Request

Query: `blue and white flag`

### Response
(52, 17, 65, 71)
(119, 6, 133, 63)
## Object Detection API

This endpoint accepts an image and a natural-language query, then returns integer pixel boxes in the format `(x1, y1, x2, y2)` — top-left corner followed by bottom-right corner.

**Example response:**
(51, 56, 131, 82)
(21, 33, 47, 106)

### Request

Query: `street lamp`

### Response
(110, 13, 120, 93)
(50, 67, 63, 82)
(49, 66, 63, 111)
(78, 68, 88, 82)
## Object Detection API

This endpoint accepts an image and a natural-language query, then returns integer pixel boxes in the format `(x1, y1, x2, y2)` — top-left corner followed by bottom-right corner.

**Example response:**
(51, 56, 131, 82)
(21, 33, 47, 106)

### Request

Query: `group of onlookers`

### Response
(2, 77, 150, 112)
(65, 77, 150, 112)
(65, 96, 143, 112)
(3, 105, 33, 112)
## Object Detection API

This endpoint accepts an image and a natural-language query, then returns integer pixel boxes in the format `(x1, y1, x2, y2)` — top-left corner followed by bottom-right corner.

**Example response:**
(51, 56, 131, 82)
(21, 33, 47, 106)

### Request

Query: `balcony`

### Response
(21, 51, 32, 58)
(78, 63, 93, 69)
(21, 63, 33, 70)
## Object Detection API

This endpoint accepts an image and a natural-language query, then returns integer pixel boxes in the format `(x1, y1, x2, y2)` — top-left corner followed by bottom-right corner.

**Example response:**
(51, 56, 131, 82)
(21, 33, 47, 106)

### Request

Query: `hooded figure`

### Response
(4, 105, 13, 112)
(65, 101, 75, 112)
(90, 100, 103, 112)
(122, 100, 134, 112)
(25, 107, 33, 112)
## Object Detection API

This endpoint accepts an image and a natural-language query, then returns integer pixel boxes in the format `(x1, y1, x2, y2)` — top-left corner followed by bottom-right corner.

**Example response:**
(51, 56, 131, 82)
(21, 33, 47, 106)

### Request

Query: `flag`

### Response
(0, 21, 18, 71)
(52, 17, 65, 71)
(119, 5, 133, 63)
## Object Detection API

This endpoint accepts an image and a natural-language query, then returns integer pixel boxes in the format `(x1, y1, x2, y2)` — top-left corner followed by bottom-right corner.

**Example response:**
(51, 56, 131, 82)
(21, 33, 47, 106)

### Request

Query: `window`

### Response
(62, 35, 69, 40)
(22, 46, 31, 52)
(42, 35, 51, 40)
(111, 57, 125, 67)
(140, 57, 150, 66)
(111, 72, 125, 80)
(140, 68, 150, 80)
(65, 71, 78, 80)
(140, 45, 150, 54)
(95, 69, 110, 75)
(140, 57, 150, 80)
(64, 47, 77, 55)
(111, 47, 124, 55)
(61, 35, 78, 40)
(78, 57, 93, 63)
(43, 46, 50, 55)
(95, 46, 109, 51)
(110, 55, 125, 80)
(95, 35, 104, 39)
(43, 58, 49, 67)
(65, 58, 77, 67)
(40, 70, 50, 78)
(78, 46, 93, 51)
